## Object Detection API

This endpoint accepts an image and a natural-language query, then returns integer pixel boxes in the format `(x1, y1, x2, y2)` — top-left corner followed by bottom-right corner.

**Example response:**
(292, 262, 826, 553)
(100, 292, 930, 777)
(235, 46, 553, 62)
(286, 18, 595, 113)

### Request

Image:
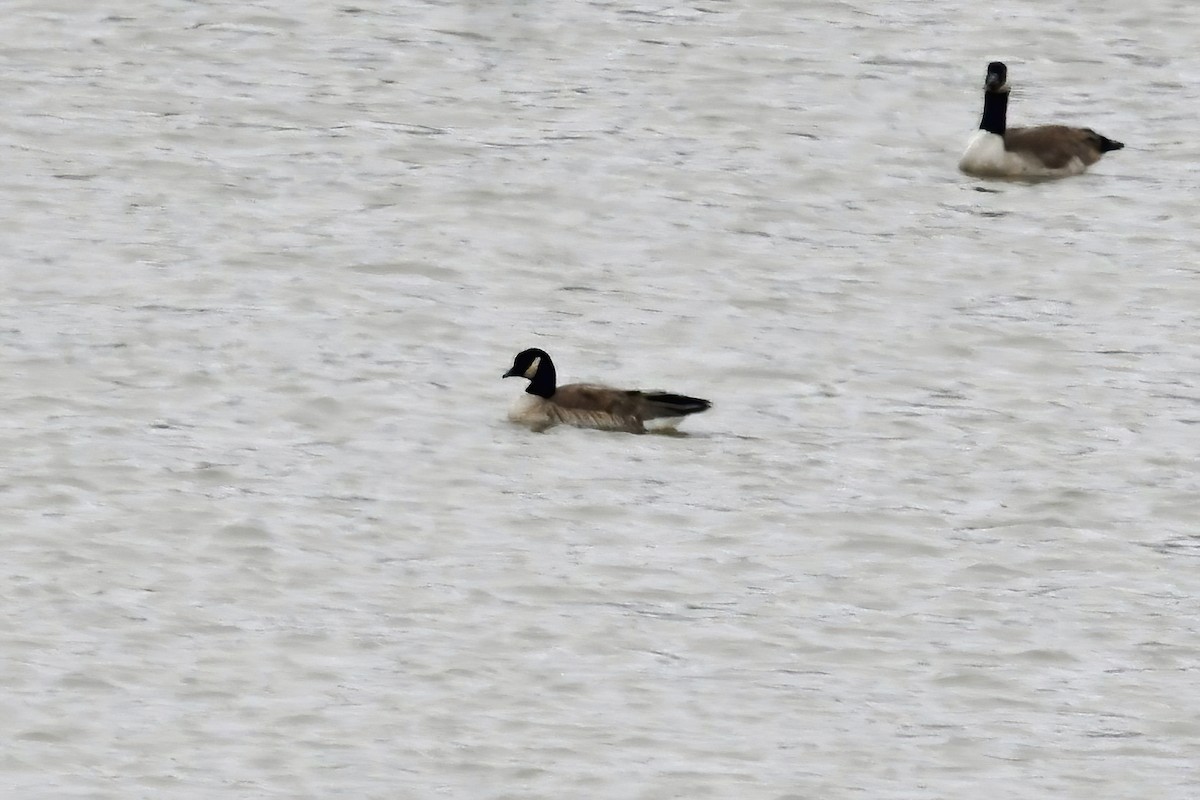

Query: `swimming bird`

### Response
(959, 61, 1124, 179)
(502, 348, 711, 433)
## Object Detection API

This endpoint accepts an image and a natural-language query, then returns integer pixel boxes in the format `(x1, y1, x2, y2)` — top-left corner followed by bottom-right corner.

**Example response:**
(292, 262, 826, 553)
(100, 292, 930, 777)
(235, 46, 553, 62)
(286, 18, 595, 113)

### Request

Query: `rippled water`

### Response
(3, 1, 1199, 797)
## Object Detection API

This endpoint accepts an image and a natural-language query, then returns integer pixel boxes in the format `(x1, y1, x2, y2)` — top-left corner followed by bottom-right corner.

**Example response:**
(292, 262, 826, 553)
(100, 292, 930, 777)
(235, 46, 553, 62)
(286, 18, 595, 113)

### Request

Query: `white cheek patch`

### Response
(524, 356, 541, 379)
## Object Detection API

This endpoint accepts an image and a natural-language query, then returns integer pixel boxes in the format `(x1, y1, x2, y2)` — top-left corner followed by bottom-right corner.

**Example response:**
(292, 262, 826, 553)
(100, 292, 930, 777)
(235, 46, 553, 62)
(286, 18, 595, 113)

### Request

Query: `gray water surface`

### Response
(2, 1, 1199, 797)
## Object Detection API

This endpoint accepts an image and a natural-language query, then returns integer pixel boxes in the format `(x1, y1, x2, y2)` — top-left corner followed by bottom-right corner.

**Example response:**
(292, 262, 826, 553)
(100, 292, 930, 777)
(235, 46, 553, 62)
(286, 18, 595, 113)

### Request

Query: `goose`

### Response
(959, 61, 1124, 179)
(502, 348, 711, 433)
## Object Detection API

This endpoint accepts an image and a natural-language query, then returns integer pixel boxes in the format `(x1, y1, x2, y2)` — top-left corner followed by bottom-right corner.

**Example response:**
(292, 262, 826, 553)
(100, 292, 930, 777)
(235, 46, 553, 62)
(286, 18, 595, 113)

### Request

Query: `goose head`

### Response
(985, 61, 1009, 93)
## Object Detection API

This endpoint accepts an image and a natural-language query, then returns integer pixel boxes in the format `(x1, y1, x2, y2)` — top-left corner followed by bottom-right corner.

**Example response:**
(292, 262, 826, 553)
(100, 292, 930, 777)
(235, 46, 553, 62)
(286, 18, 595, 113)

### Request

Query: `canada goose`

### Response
(502, 348, 711, 433)
(959, 61, 1124, 178)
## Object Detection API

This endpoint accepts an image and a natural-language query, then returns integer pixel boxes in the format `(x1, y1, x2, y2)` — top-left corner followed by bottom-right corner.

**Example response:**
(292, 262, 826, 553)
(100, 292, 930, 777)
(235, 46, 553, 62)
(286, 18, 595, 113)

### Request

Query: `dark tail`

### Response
(1086, 129, 1124, 152)
(642, 393, 712, 418)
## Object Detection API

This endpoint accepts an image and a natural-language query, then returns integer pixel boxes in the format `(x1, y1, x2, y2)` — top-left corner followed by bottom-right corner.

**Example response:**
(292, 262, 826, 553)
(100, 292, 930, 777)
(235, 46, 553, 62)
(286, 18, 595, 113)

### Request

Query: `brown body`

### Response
(1004, 125, 1116, 169)
(512, 383, 692, 433)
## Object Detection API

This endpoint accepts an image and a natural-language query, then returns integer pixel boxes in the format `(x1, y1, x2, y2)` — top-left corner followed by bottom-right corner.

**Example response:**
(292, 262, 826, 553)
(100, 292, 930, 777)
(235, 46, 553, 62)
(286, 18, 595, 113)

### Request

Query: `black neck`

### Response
(526, 358, 557, 398)
(979, 90, 1008, 135)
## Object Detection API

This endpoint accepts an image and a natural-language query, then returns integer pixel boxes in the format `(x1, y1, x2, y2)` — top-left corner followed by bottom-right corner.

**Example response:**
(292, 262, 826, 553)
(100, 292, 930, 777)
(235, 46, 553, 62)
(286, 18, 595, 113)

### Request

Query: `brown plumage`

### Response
(502, 348, 711, 434)
(1003, 125, 1120, 169)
